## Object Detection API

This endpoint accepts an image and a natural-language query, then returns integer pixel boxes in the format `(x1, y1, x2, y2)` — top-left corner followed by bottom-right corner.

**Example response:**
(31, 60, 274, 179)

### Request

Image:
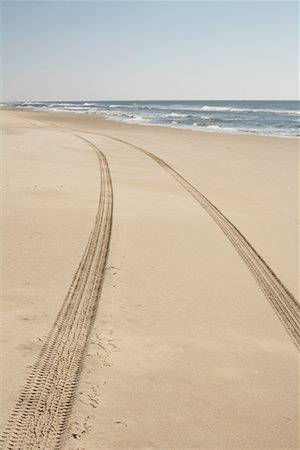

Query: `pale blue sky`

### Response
(1, 1, 299, 101)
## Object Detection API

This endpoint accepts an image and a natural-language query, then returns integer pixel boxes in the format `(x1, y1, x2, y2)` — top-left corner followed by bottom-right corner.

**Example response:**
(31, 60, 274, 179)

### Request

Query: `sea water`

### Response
(3, 100, 299, 138)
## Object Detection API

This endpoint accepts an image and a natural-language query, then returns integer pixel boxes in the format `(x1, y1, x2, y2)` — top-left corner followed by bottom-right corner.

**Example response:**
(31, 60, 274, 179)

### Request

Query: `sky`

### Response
(1, 1, 299, 101)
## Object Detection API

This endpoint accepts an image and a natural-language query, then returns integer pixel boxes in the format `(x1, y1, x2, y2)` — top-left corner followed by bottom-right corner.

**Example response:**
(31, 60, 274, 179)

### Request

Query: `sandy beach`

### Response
(1, 109, 299, 449)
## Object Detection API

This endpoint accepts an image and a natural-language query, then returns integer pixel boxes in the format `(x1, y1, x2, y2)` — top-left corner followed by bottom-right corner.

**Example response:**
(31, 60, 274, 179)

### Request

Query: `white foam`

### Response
(206, 125, 237, 132)
(201, 105, 300, 115)
(128, 115, 146, 122)
(167, 112, 189, 118)
(5, 101, 298, 138)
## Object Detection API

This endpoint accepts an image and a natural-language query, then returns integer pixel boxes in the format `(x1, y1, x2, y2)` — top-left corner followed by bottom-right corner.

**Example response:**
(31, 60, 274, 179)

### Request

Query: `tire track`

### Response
(13, 118, 300, 349)
(85, 132, 300, 351)
(5, 113, 299, 345)
(1, 134, 113, 449)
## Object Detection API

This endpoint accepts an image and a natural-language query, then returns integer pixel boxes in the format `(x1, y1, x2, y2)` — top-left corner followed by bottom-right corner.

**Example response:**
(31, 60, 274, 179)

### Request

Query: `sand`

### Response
(0, 109, 299, 449)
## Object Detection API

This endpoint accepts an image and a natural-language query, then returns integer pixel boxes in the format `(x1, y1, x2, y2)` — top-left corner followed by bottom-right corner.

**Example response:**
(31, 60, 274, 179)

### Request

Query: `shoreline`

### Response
(1, 105, 298, 140)
(1, 109, 299, 449)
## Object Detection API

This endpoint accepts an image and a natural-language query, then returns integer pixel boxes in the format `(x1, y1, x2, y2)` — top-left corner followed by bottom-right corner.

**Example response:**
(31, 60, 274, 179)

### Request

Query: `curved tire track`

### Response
(13, 116, 299, 349)
(92, 132, 300, 351)
(1, 134, 113, 449)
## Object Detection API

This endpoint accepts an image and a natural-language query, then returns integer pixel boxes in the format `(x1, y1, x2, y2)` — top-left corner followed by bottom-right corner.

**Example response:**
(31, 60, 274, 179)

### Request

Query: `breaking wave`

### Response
(2, 100, 298, 138)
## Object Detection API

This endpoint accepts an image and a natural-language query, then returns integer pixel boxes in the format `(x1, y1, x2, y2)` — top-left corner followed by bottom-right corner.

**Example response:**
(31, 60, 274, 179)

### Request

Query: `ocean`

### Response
(3, 100, 299, 138)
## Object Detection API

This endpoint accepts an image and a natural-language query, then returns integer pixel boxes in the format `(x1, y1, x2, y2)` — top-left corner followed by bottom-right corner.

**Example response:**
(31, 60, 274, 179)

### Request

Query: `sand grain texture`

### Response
(0, 110, 299, 450)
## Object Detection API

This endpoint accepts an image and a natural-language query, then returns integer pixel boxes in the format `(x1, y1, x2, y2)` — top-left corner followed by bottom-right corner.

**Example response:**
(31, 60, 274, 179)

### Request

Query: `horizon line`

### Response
(3, 99, 300, 103)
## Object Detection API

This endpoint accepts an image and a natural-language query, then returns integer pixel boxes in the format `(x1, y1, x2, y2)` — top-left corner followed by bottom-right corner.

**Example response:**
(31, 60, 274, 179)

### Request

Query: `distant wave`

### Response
(200, 124, 238, 132)
(2, 100, 299, 138)
(201, 105, 300, 115)
(167, 112, 189, 118)
(196, 124, 299, 137)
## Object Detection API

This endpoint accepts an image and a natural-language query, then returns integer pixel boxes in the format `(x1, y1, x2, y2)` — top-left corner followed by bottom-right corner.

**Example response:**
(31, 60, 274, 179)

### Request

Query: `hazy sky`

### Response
(1, 1, 299, 101)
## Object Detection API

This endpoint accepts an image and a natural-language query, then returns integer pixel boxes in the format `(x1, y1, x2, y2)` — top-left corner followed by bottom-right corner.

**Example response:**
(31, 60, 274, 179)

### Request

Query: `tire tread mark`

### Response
(97, 133, 300, 351)
(21, 120, 300, 348)
(0, 134, 113, 449)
